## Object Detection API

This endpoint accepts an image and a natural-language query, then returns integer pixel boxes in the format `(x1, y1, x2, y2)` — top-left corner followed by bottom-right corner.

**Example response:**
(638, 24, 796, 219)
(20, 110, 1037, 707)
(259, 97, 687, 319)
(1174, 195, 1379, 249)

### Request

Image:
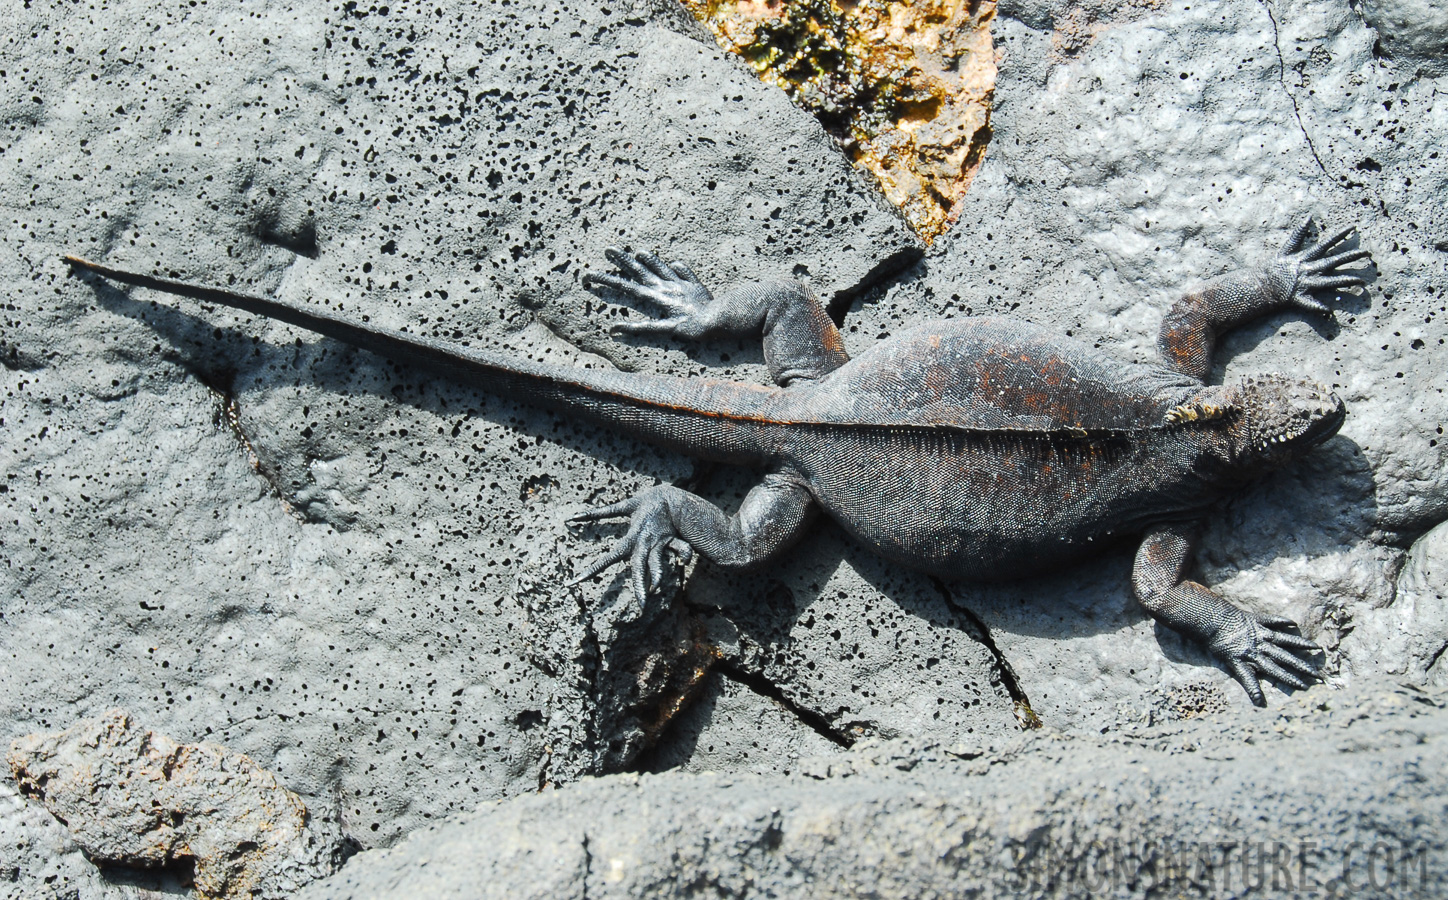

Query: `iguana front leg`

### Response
(1158, 218, 1371, 379)
(1132, 523, 1321, 706)
(569, 471, 816, 603)
(584, 249, 849, 386)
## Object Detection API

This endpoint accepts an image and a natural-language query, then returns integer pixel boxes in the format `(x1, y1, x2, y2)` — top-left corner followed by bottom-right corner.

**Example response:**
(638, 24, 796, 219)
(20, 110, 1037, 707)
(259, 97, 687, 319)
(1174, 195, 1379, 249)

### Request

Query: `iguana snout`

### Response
(1233, 374, 1345, 465)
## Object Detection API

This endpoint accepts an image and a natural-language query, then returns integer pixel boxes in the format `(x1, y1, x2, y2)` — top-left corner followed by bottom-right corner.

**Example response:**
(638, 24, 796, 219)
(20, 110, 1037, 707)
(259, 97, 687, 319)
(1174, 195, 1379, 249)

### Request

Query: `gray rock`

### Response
(4, 0, 1448, 891)
(0, 780, 130, 900)
(826, 0, 1448, 728)
(1353, 520, 1448, 687)
(7, 710, 343, 900)
(0, 1, 914, 889)
(1359, 0, 1448, 76)
(297, 679, 1448, 899)
(637, 667, 847, 777)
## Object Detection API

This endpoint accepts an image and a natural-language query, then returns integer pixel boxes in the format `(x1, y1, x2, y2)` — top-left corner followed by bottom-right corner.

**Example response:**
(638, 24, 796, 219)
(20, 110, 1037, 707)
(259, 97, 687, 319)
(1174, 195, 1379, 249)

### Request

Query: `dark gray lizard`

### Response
(64, 217, 1370, 705)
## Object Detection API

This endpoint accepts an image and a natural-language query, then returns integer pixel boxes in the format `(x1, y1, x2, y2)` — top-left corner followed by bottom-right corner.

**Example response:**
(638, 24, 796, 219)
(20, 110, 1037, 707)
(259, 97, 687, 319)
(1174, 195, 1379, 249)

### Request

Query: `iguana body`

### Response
(66, 218, 1370, 705)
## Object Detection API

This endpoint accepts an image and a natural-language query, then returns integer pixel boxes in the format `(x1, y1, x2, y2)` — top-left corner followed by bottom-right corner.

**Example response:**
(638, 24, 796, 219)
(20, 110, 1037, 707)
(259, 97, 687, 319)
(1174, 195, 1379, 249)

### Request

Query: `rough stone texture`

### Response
(1360, 0, 1448, 76)
(297, 679, 1448, 899)
(0, 780, 134, 900)
(7, 710, 342, 900)
(0, 0, 921, 893)
(5, 0, 1448, 894)
(681, 0, 997, 240)
(1354, 519, 1448, 688)
(684, 534, 1025, 746)
(828, 0, 1448, 728)
(637, 667, 846, 777)
(995, 0, 1168, 58)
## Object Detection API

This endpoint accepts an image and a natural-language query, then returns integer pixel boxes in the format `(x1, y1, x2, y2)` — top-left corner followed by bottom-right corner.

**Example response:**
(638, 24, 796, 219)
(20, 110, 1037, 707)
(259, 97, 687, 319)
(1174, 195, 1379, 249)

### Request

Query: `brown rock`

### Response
(682, 0, 997, 241)
(7, 710, 341, 900)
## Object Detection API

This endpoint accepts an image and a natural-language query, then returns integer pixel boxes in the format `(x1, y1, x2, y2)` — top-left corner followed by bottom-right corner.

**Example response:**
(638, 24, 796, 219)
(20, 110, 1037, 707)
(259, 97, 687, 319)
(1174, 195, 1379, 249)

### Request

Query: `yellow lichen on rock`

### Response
(683, 0, 996, 242)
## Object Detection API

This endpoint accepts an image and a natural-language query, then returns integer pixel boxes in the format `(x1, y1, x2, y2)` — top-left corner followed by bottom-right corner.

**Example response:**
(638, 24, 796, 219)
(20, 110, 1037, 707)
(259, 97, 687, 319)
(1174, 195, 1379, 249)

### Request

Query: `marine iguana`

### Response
(65, 217, 1370, 705)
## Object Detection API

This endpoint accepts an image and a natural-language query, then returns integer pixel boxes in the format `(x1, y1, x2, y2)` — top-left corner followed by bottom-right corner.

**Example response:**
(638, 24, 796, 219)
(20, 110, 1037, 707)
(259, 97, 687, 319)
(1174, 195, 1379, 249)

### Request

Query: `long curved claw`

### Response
(1281, 215, 1314, 255)
(669, 260, 702, 284)
(1276, 219, 1373, 314)
(1226, 658, 1267, 707)
(1258, 640, 1320, 679)
(1308, 248, 1372, 273)
(1254, 610, 1298, 629)
(635, 251, 679, 281)
(569, 540, 631, 586)
(1249, 653, 1309, 691)
(647, 539, 669, 591)
(1258, 627, 1318, 652)
(1219, 611, 1322, 704)
(584, 271, 655, 302)
(603, 247, 661, 286)
(1305, 225, 1357, 259)
(568, 496, 638, 524)
(1299, 274, 1366, 293)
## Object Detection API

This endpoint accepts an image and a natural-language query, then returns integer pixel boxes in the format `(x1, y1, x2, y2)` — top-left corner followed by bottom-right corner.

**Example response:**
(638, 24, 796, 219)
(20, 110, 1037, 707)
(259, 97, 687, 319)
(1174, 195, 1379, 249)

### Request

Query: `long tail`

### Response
(64, 256, 780, 465)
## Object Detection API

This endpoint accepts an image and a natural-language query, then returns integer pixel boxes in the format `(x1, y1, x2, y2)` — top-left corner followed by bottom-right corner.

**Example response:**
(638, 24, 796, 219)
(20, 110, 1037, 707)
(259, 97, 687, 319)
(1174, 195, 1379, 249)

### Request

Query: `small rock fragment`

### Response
(7, 710, 342, 900)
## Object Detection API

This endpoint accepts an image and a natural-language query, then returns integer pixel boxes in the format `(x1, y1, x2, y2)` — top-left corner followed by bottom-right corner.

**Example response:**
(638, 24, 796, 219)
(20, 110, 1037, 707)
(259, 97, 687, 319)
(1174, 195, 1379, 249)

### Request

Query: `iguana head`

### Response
(1228, 374, 1345, 468)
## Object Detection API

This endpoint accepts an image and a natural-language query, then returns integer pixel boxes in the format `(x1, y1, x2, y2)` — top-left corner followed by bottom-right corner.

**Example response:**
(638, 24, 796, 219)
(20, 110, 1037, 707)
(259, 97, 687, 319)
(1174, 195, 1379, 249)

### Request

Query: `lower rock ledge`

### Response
(298, 679, 1447, 899)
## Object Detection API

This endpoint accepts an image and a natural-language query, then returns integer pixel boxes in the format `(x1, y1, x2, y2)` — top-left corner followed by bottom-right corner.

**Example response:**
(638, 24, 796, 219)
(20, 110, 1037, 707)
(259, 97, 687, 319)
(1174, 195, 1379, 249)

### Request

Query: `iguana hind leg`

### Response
(569, 470, 816, 604)
(585, 249, 849, 386)
(1157, 218, 1371, 380)
(1132, 523, 1321, 706)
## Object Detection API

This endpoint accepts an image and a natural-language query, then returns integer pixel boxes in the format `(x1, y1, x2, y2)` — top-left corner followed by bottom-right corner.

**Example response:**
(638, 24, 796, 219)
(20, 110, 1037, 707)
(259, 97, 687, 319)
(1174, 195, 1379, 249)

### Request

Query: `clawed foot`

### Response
(567, 486, 695, 603)
(583, 248, 718, 339)
(1270, 216, 1373, 314)
(1209, 606, 1323, 706)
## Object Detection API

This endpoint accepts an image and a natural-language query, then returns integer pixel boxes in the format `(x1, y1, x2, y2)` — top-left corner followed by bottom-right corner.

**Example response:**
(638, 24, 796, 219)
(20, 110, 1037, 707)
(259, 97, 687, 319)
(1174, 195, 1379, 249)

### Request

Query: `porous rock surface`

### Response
(1, 0, 1446, 895)
(839, 0, 1448, 728)
(2, 0, 924, 892)
(299, 680, 1448, 899)
(7, 710, 342, 900)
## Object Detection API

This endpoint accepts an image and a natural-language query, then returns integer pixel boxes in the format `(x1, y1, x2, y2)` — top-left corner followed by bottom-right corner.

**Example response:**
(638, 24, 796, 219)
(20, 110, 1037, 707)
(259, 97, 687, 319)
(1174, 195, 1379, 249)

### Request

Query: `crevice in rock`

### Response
(1262, 0, 1328, 176)
(825, 243, 925, 328)
(537, 745, 554, 793)
(714, 660, 856, 749)
(1389, 512, 1448, 553)
(191, 367, 305, 522)
(627, 614, 720, 757)
(1426, 640, 1448, 678)
(572, 584, 603, 784)
(930, 577, 1041, 729)
(580, 833, 593, 900)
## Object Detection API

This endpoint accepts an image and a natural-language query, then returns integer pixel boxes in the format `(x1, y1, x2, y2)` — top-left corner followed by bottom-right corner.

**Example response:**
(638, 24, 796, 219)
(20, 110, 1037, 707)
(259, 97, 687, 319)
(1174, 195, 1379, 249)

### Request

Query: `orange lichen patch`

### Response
(682, 0, 997, 242)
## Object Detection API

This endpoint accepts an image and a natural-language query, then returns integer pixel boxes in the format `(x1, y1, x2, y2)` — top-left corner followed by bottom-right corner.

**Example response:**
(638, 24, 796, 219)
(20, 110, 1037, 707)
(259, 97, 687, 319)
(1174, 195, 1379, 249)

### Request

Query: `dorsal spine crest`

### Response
(1163, 401, 1239, 426)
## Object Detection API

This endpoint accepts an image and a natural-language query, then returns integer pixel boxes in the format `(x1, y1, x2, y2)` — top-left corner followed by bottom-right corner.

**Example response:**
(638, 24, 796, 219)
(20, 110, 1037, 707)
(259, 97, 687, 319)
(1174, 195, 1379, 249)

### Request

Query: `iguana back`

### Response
(769, 319, 1228, 579)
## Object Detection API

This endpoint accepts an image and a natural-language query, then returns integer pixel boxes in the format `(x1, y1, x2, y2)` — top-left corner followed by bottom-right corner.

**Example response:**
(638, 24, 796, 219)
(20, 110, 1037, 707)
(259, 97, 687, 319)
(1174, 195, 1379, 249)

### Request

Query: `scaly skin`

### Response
(65, 217, 1371, 705)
